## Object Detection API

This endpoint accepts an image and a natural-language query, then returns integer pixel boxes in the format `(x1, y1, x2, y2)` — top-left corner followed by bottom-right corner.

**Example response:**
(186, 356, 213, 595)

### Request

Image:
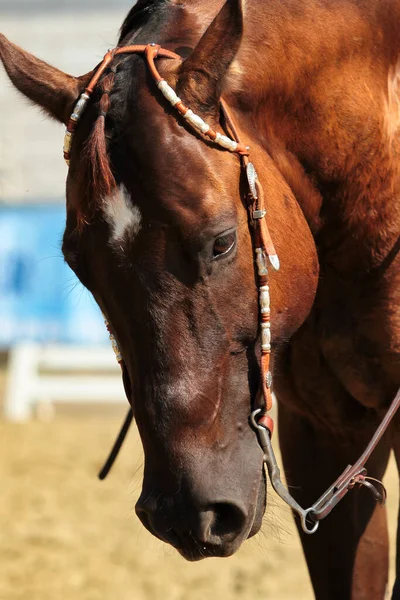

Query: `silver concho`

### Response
(266, 371, 273, 388)
(246, 162, 258, 199)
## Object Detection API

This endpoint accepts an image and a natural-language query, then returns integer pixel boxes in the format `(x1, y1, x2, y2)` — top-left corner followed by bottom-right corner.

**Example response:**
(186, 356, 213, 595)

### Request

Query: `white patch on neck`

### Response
(386, 56, 400, 140)
(226, 59, 246, 93)
(103, 185, 142, 248)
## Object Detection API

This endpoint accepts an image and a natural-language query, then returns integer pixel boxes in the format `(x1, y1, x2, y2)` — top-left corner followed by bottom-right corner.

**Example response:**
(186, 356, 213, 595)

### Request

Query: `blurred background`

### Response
(0, 1, 397, 599)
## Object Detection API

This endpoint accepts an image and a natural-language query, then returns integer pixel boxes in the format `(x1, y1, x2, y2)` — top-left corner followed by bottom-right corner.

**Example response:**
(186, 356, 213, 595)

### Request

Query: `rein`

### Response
(64, 43, 400, 534)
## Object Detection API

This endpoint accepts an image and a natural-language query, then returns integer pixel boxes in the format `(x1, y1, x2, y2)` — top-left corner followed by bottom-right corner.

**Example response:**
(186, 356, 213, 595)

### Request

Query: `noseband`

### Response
(64, 43, 400, 535)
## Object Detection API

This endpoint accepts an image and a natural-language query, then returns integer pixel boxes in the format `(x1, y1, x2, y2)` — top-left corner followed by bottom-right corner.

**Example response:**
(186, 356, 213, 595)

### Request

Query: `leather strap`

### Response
(252, 387, 400, 534)
(87, 44, 181, 94)
(98, 409, 134, 480)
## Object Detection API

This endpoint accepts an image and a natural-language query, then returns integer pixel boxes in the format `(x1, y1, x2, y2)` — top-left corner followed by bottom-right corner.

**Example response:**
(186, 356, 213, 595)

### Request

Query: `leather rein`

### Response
(64, 43, 400, 535)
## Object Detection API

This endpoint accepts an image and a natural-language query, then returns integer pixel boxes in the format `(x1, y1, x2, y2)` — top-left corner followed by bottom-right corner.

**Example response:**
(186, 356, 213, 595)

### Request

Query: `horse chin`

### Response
(177, 543, 240, 562)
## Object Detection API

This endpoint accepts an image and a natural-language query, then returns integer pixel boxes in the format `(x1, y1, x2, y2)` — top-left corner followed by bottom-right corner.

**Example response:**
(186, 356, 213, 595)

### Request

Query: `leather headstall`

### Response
(63, 42, 400, 535)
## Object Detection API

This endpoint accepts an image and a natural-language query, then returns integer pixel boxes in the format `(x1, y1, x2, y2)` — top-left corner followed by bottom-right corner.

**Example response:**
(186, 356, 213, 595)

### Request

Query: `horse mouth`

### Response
(139, 512, 248, 560)
(177, 541, 240, 561)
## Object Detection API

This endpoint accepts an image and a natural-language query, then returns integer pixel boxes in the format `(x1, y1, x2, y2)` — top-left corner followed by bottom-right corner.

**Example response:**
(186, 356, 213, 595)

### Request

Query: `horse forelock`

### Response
(75, 70, 119, 230)
(74, 0, 200, 230)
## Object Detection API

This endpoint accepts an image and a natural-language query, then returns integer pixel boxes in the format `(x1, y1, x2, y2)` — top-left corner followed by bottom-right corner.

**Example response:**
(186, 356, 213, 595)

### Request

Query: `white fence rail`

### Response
(4, 343, 126, 422)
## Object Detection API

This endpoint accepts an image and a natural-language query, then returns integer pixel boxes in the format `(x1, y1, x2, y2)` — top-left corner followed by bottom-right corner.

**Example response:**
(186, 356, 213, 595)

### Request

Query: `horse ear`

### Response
(0, 33, 93, 125)
(178, 0, 243, 113)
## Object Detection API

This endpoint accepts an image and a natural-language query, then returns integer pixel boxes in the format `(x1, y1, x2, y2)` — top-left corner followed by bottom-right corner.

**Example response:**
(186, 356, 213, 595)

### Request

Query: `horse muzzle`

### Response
(136, 492, 257, 560)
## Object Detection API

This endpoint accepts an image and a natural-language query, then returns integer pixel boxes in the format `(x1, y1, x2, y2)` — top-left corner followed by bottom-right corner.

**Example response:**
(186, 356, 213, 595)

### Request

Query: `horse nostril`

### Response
(205, 502, 247, 542)
(136, 502, 183, 548)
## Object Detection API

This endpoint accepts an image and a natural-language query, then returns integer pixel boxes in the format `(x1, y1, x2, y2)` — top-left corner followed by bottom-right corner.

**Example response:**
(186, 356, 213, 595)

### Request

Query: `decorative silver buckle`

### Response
(246, 162, 258, 199)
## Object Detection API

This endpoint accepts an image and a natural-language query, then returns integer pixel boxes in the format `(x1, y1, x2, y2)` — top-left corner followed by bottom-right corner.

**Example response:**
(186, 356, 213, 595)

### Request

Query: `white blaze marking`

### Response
(103, 185, 142, 247)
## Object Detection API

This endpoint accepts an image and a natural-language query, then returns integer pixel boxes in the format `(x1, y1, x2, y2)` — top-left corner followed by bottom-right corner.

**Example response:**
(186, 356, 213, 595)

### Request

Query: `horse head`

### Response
(0, 0, 319, 560)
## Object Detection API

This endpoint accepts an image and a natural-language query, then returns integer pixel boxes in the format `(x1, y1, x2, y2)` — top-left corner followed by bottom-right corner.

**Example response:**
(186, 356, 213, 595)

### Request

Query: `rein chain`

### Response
(64, 43, 400, 535)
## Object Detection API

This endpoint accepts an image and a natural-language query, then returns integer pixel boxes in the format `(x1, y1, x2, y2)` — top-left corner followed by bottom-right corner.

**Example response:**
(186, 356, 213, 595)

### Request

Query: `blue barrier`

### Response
(0, 204, 107, 347)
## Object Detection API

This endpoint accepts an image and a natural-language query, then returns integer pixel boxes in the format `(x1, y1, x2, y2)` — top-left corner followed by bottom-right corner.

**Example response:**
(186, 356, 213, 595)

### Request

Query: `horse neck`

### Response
(225, 1, 400, 273)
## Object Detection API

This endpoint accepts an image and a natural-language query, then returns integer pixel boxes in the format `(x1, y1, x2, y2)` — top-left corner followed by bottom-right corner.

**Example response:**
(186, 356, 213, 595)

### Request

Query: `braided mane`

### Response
(86, 71, 117, 198)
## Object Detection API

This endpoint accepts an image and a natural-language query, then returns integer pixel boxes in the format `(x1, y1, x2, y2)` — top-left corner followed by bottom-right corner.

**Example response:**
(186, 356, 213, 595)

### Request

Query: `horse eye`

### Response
(212, 231, 236, 259)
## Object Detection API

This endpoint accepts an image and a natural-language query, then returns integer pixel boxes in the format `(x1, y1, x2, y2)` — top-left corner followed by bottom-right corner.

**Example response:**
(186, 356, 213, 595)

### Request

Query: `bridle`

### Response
(64, 43, 400, 535)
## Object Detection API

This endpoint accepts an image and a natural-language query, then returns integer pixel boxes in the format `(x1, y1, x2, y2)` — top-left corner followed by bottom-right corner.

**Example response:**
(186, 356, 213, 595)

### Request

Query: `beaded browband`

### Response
(64, 42, 279, 423)
(63, 43, 249, 165)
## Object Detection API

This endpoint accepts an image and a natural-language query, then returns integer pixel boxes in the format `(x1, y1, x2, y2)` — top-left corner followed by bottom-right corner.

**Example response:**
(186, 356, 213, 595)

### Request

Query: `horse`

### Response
(1, 0, 399, 597)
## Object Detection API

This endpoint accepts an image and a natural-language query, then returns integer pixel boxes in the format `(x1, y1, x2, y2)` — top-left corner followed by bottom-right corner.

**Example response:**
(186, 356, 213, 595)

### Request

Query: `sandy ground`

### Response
(0, 401, 398, 600)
